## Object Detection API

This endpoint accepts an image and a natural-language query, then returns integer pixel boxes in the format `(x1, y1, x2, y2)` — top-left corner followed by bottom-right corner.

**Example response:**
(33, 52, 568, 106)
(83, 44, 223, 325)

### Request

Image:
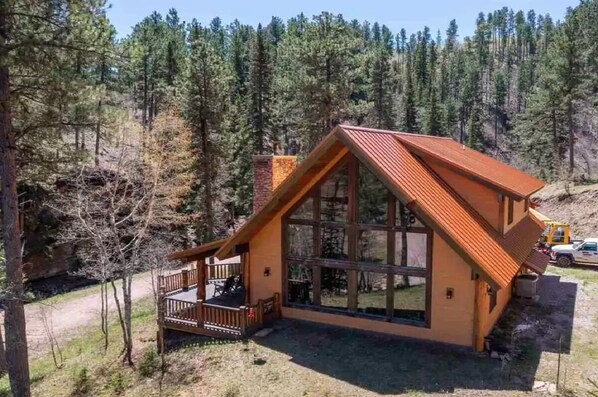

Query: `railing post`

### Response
(257, 299, 264, 326)
(196, 299, 204, 328)
(274, 292, 282, 319)
(239, 306, 247, 337)
(158, 275, 164, 290)
(182, 269, 189, 291)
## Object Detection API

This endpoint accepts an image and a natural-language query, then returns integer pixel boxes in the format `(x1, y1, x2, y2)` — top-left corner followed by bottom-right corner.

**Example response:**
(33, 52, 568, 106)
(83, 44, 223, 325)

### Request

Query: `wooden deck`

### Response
(157, 265, 281, 340)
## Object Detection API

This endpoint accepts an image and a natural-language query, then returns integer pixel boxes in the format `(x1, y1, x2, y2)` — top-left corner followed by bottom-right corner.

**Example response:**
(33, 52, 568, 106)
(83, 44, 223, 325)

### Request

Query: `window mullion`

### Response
(347, 155, 358, 313)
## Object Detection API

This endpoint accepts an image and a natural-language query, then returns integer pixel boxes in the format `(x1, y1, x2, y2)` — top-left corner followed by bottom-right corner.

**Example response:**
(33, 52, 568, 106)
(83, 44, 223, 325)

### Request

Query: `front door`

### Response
(577, 242, 598, 264)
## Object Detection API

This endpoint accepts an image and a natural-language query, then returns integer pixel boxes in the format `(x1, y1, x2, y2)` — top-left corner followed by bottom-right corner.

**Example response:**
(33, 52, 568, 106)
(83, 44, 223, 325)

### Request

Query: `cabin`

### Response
(160, 125, 549, 351)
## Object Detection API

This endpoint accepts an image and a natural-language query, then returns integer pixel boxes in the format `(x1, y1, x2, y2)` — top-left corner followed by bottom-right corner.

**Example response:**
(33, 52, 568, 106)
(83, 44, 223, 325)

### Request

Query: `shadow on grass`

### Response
(249, 273, 576, 395)
(163, 329, 246, 353)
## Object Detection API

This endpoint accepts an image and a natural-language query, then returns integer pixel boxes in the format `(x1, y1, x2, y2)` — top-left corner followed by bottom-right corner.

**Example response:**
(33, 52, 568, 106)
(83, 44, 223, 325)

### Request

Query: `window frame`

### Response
(489, 288, 497, 313)
(282, 154, 433, 328)
(507, 197, 514, 225)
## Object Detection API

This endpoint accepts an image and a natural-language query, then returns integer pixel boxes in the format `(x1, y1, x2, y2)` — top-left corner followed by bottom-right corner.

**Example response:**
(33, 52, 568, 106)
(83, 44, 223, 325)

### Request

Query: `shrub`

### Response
(108, 371, 126, 395)
(222, 383, 240, 397)
(71, 367, 89, 396)
(138, 348, 159, 378)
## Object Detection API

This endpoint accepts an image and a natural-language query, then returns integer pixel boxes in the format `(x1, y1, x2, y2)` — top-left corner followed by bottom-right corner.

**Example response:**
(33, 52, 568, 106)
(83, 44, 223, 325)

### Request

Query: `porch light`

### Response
(446, 288, 454, 299)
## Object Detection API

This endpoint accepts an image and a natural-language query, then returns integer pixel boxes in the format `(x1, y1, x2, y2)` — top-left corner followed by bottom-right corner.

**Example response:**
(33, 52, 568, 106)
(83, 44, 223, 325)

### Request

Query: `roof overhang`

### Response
(168, 238, 229, 263)
(523, 249, 550, 274)
(215, 132, 348, 259)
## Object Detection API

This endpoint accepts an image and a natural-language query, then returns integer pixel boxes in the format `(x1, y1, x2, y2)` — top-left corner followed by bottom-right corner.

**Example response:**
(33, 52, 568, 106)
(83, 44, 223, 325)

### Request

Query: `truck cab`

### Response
(541, 222, 572, 245)
(551, 238, 598, 267)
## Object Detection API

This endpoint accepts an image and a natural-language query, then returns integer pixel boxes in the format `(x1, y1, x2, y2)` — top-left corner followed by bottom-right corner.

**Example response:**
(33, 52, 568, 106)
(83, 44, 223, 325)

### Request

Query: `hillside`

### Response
(533, 182, 598, 239)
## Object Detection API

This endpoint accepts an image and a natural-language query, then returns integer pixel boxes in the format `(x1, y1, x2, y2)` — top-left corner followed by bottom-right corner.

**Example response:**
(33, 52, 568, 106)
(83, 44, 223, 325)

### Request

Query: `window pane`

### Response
(320, 267, 348, 311)
(358, 229, 387, 263)
(395, 232, 428, 268)
(357, 272, 387, 317)
(288, 224, 314, 257)
(321, 227, 348, 260)
(287, 263, 314, 305)
(320, 165, 349, 223)
(396, 202, 424, 228)
(289, 197, 313, 220)
(392, 276, 426, 322)
(358, 164, 388, 225)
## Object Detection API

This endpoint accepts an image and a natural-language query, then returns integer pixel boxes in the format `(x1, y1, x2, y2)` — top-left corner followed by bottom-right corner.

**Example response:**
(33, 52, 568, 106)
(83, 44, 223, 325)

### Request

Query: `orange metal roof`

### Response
(523, 249, 550, 274)
(207, 125, 545, 289)
(386, 128, 546, 198)
(338, 126, 526, 289)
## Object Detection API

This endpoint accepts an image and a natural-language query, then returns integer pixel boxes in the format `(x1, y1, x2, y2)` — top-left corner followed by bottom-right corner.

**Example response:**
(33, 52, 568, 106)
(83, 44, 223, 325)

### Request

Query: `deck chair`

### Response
(213, 275, 235, 297)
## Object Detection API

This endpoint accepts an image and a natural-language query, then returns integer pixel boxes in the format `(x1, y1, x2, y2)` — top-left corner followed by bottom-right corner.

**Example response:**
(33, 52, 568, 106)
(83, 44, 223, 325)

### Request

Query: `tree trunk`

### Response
(142, 54, 148, 132)
(568, 100, 574, 176)
(0, 321, 7, 376)
(0, 4, 31, 394)
(552, 108, 558, 179)
(122, 275, 133, 365)
(94, 58, 105, 167)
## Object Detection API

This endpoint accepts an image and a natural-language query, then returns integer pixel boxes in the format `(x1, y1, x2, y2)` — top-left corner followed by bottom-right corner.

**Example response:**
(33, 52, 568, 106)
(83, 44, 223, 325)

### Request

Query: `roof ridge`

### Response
(338, 125, 454, 140)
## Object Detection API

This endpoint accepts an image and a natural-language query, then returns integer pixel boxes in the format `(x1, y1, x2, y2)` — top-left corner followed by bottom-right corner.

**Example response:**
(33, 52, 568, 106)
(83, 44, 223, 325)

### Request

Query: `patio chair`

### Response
(213, 275, 236, 297)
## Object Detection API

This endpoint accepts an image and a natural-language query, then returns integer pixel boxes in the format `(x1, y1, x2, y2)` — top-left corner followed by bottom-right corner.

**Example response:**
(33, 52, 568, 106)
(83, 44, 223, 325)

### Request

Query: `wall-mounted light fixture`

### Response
(264, 267, 271, 277)
(446, 288, 454, 299)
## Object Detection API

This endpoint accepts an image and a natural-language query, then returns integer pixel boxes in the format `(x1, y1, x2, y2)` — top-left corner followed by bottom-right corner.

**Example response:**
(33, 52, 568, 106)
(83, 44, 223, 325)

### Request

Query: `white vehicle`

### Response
(551, 238, 598, 267)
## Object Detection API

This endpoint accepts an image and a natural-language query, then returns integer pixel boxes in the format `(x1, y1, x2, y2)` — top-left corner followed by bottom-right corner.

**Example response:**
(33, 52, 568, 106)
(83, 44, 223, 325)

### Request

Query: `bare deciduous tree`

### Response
(59, 109, 193, 365)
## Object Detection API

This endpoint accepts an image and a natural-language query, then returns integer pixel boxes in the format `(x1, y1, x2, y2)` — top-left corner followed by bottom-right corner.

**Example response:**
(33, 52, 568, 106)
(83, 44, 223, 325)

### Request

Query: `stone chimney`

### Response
(253, 155, 297, 213)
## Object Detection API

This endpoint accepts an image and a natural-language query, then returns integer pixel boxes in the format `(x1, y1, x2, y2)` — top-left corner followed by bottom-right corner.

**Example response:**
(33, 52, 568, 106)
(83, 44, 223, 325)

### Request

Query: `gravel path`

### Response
(1, 272, 155, 358)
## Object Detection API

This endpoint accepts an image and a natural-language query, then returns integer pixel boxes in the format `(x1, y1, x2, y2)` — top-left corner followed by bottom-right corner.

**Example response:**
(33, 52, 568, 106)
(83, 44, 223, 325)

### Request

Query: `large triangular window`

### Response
(283, 154, 431, 326)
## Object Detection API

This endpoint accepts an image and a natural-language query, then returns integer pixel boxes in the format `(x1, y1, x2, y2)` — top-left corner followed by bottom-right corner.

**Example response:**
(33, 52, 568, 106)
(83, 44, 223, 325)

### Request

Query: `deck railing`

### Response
(160, 292, 281, 338)
(159, 263, 241, 295)
(207, 262, 241, 281)
(160, 269, 199, 294)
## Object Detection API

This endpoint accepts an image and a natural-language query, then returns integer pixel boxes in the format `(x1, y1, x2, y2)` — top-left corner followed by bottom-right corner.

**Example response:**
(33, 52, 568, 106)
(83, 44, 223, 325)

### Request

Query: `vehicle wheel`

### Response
(556, 255, 572, 267)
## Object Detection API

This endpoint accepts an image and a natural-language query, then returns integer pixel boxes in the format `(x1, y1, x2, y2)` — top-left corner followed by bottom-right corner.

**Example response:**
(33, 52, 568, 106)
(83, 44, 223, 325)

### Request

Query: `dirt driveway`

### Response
(1, 272, 155, 358)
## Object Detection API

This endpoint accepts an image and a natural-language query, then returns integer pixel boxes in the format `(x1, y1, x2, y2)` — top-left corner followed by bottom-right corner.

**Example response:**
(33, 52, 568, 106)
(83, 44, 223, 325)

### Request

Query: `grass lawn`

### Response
(1, 265, 597, 396)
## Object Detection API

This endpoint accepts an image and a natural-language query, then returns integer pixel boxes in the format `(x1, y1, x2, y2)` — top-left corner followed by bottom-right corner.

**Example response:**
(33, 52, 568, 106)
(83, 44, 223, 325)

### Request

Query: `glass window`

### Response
(489, 288, 497, 313)
(287, 224, 314, 257)
(321, 227, 348, 260)
(358, 229, 387, 263)
(289, 197, 314, 220)
(392, 276, 426, 322)
(395, 232, 428, 268)
(396, 202, 424, 228)
(320, 267, 348, 311)
(358, 165, 388, 225)
(553, 227, 565, 243)
(357, 272, 387, 317)
(320, 165, 349, 223)
(287, 263, 314, 305)
(581, 242, 597, 252)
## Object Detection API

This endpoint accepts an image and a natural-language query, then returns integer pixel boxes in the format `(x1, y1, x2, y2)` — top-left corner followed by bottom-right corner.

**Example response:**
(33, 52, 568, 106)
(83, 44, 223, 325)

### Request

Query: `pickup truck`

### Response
(551, 238, 598, 267)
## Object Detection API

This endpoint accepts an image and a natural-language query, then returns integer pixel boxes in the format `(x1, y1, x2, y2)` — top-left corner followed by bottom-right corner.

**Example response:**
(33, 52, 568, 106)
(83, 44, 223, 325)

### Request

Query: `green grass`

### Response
(0, 298, 157, 397)
(547, 265, 598, 285)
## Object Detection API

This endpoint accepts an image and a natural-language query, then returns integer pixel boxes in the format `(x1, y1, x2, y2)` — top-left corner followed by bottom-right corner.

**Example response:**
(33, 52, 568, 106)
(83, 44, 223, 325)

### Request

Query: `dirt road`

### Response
(1, 272, 155, 358)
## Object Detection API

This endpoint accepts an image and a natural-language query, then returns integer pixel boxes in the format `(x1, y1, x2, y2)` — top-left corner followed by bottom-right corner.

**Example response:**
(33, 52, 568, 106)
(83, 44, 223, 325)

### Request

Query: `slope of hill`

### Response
(533, 183, 598, 239)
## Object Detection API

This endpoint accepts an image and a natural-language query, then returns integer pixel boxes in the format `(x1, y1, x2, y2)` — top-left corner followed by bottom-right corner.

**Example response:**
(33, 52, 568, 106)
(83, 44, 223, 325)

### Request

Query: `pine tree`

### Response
(400, 54, 419, 132)
(248, 23, 273, 153)
(185, 22, 231, 241)
(367, 43, 395, 129)
(423, 85, 443, 135)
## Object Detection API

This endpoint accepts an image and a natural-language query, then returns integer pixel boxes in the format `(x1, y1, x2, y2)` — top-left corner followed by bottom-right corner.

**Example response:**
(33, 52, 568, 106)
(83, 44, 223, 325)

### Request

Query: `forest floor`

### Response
(0, 271, 155, 359)
(1, 265, 597, 397)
